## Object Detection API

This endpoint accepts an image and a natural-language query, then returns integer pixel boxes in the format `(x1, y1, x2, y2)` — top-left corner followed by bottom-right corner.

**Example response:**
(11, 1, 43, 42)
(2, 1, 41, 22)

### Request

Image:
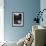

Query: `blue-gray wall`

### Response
(4, 0, 40, 42)
(40, 0, 46, 27)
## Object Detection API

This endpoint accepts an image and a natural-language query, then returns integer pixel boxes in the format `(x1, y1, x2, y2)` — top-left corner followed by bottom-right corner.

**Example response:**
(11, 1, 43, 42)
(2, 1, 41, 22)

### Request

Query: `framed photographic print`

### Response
(12, 12, 24, 27)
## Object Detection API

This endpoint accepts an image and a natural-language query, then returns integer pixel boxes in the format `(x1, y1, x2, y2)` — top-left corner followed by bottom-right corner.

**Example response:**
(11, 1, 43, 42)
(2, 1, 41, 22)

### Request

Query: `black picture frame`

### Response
(12, 12, 24, 27)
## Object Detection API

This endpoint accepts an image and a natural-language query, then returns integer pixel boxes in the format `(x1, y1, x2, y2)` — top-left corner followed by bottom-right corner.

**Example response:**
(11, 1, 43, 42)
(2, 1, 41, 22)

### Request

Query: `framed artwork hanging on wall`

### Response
(12, 12, 24, 27)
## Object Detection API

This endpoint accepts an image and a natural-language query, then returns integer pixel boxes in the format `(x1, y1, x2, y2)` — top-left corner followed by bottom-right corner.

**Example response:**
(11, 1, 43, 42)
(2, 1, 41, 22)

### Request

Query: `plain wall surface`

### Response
(40, 0, 46, 27)
(4, 0, 40, 42)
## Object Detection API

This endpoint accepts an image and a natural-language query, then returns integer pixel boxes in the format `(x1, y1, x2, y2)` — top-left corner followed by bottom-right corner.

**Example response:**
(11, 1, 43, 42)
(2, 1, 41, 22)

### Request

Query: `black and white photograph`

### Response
(12, 12, 24, 27)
